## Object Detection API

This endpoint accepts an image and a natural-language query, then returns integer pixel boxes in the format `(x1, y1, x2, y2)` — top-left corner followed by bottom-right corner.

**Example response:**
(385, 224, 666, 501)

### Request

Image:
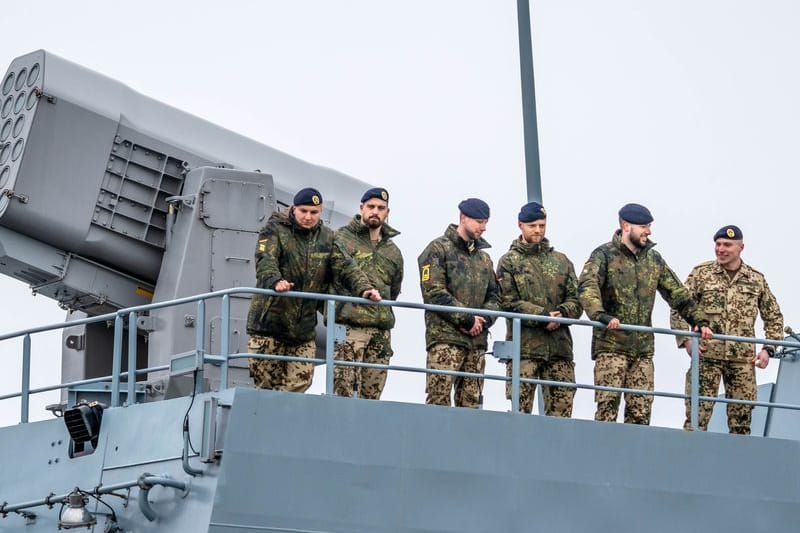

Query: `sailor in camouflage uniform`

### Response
(578, 203, 712, 425)
(496, 202, 582, 417)
(331, 187, 404, 399)
(670, 225, 783, 434)
(418, 198, 500, 408)
(246, 187, 379, 393)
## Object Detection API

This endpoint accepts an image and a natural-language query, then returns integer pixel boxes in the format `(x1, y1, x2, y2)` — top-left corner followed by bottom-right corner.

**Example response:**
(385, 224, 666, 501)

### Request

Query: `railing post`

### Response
(511, 318, 521, 413)
(20, 334, 31, 423)
(127, 311, 138, 406)
(195, 299, 206, 395)
(220, 294, 231, 390)
(111, 314, 124, 407)
(325, 299, 336, 395)
(690, 335, 700, 431)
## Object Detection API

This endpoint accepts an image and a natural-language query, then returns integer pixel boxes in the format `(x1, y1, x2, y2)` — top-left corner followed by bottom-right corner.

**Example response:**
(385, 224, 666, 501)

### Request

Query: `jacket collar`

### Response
(711, 259, 752, 280)
(273, 209, 322, 234)
(347, 215, 400, 239)
(510, 236, 552, 255)
(611, 229, 655, 256)
(445, 224, 491, 252)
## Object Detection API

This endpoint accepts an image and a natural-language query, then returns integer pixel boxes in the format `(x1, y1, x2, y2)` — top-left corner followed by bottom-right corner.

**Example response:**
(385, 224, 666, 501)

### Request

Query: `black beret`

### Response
(458, 198, 490, 219)
(293, 187, 323, 206)
(361, 187, 389, 203)
(518, 201, 546, 222)
(618, 203, 653, 224)
(713, 225, 743, 241)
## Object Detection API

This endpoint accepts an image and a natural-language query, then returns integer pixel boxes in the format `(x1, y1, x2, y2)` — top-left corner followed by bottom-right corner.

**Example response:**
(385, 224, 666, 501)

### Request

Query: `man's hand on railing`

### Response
(274, 279, 295, 292)
(545, 310, 562, 331)
(697, 325, 713, 340)
(361, 288, 382, 302)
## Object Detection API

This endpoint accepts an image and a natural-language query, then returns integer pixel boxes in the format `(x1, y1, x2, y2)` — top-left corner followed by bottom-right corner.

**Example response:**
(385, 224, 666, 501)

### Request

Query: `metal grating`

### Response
(93, 135, 187, 249)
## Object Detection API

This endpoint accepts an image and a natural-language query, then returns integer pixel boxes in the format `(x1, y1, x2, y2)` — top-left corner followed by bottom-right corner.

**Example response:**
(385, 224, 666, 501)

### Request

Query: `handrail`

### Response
(2, 287, 799, 431)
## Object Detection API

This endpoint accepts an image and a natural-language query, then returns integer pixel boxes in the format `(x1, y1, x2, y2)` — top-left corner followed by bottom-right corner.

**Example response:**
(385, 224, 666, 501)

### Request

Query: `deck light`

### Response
(57, 489, 96, 529)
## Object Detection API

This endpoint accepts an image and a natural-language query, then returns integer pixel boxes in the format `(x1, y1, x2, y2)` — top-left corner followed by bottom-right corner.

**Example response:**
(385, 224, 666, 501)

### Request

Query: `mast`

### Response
(516, 0, 542, 203)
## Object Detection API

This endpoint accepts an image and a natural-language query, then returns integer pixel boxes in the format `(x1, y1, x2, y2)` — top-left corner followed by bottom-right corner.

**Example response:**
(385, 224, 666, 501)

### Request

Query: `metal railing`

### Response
(2, 287, 800, 431)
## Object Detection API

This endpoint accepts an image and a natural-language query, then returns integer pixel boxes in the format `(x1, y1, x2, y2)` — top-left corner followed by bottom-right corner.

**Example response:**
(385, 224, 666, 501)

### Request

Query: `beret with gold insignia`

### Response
(293, 187, 323, 206)
(713, 225, 743, 241)
(361, 187, 389, 203)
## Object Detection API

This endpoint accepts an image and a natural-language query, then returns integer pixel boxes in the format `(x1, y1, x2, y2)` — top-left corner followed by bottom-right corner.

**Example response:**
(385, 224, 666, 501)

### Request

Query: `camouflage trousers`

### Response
(334, 326, 393, 399)
(684, 358, 756, 435)
(594, 352, 654, 425)
(425, 343, 485, 408)
(248, 335, 315, 393)
(505, 359, 575, 417)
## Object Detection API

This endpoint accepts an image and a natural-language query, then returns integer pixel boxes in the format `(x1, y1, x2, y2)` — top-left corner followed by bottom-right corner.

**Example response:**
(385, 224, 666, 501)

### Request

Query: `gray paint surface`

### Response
(3, 387, 800, 532)
(210, 389, 800, 533)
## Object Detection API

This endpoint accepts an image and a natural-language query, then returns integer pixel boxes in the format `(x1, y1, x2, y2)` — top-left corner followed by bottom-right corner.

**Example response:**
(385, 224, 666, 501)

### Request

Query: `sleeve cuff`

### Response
(459, 315, 475, 329)
(265, 276, 282, 290)
(598, 313, 614, 325)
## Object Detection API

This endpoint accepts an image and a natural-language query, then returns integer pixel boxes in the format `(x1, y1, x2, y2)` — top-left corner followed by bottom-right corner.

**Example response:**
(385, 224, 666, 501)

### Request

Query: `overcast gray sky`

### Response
(1, 0, 799, 428)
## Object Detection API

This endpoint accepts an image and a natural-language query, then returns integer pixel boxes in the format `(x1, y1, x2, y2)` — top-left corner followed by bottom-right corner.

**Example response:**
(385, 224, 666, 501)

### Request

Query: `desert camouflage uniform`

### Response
(331, 215, 404, 399)
(246, 210, 370, 393)
(248, 336, 316, 392)
(578, 230, 707, 424)
(418, 224, 500, 408)
(496, 237, 582, 416)
(671, 260, 783, 434)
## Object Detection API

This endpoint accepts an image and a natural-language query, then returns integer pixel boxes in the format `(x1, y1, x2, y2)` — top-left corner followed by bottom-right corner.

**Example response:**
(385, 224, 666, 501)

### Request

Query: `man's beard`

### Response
(464, 227, 482, 241)
(365, 215, 382, 229)
(629, 232, 646, 250)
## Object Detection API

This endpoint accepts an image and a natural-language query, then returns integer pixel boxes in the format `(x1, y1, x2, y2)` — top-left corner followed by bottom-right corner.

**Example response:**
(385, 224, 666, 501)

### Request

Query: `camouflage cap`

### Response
(713, 224, 743, 241)
(293, 187, 323, 206)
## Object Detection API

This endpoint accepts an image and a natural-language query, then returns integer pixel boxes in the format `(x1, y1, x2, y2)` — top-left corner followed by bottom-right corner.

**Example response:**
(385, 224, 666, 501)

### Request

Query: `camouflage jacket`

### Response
(418, 224, 500, 351)
(246, 210, 371, 344)
(496, 237, 582, 360)
(331, 215, 404, 330)
(578, 230, 707, 359)
(670, 260, 783, 361)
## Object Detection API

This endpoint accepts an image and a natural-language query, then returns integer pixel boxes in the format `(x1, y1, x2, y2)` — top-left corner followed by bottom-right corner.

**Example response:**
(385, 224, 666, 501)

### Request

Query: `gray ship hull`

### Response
(3, 388, 799, 532)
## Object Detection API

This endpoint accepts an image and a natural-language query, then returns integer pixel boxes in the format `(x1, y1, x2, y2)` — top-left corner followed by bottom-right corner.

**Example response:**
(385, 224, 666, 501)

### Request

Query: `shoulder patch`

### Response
(421, 263, 431, 282)
(258, 238, 268, 252)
